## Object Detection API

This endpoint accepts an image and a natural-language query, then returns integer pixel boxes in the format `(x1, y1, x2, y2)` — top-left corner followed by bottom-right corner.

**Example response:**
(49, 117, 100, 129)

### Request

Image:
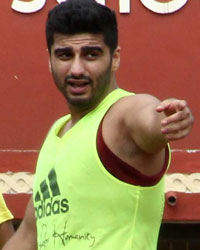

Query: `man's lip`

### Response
(67, 79, 89, 86)
(67, 80, 90, 95)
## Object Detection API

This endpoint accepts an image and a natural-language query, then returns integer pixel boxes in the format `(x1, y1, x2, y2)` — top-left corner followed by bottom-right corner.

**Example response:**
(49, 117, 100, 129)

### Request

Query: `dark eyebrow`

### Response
(81, 46, 103, 54)
(54, 47, 73, 55)
(53, 46, 103, 56)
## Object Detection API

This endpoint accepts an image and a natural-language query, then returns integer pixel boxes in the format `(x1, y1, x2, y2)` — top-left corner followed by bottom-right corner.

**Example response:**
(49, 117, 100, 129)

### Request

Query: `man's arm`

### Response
(102, 93, 193, 176)
(2, 197, 37, 250)
(123, 94, 194, 154)
(0, 220, 14, 249)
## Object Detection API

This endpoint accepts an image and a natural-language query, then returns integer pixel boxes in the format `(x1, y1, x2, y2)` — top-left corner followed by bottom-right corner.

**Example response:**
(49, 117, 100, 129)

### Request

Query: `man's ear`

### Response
(112, 46, 120, 72)
(48, 59, 52, 73)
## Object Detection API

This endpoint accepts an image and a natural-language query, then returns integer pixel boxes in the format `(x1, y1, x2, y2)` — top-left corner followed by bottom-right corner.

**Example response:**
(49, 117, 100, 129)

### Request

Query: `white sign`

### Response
(12, 0, 46, 14)
(140, 0, 188, 14)
(11, 0, 188, 14)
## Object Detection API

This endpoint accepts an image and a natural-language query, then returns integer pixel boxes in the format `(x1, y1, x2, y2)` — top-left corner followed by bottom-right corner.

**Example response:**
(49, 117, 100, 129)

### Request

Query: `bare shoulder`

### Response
(103, 93, 166, 155)
(102, 93, 167, 175)
(105, 93, 161, 122)
(102, 93, 162, 149)
(120, 93, 160, 108)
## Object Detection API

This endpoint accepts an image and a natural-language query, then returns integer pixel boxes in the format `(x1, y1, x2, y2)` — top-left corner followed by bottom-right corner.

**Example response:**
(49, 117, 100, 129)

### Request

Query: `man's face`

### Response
(49, 33, 119, 110)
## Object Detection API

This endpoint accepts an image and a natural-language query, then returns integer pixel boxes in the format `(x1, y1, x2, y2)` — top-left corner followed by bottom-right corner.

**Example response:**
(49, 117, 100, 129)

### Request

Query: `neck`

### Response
(68, 79, 118, 127)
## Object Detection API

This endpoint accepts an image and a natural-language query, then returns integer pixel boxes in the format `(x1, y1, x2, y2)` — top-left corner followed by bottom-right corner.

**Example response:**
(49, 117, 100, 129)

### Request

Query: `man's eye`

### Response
(86, 52, 99, 60)
(55, 51, 73, 60)
(58, 53, 73, 60)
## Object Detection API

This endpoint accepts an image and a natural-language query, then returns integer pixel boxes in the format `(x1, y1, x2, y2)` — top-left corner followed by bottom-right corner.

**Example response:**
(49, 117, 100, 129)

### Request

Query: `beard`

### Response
(52, 65, 112, 111)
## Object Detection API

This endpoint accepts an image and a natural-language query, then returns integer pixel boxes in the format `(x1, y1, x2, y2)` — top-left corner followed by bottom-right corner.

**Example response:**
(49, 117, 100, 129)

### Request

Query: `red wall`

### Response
(1, 0, 199, 219)
(0, 0, 199, 150)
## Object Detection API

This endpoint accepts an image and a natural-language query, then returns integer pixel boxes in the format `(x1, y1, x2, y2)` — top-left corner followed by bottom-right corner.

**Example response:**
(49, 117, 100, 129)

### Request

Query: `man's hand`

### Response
(156, 99, 194, 141)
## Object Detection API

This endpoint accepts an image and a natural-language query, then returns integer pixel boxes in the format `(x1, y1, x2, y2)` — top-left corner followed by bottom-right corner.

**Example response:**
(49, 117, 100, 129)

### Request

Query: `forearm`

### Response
(126, 95, 193, 154)
(0, 220, 14, 249)
(2, 225, 36, 250)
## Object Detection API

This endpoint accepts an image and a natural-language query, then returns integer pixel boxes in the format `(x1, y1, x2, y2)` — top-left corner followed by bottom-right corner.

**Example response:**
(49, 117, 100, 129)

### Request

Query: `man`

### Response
(0, 193, 14, 249)
(3, 0, 194, 249)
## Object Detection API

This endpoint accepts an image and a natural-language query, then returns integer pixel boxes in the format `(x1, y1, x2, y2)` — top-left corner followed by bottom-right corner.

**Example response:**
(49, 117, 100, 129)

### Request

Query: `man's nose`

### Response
(70, 57, 85, 77)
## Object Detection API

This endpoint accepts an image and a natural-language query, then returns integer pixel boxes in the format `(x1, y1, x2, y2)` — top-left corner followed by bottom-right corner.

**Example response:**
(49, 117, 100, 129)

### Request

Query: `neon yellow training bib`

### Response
(0, 193, 13, 224)
(33, 89, 170, 250)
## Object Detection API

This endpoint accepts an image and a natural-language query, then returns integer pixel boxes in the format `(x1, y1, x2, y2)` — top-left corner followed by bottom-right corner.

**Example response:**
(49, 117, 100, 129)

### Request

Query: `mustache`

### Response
(64, 75, 92, 83)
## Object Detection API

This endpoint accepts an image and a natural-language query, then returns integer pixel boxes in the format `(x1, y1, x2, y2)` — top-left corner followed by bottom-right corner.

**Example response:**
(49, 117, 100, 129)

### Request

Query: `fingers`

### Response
(156, 99, 187, 116)
(161, 116, 193, 141)
(156, 98, 194, 141)
(161, 106, 190, 126)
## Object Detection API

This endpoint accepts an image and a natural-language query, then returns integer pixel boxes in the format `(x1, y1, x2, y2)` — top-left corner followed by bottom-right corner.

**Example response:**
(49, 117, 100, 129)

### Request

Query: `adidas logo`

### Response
(34, 168, 69, 220)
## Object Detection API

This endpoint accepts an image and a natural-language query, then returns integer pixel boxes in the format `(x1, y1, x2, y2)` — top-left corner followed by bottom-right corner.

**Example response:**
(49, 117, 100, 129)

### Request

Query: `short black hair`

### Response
(46, 0, 118, 54)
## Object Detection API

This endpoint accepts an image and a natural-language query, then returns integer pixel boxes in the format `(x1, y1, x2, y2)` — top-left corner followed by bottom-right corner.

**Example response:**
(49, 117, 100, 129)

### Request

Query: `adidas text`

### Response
(35, 198, 69, 220)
